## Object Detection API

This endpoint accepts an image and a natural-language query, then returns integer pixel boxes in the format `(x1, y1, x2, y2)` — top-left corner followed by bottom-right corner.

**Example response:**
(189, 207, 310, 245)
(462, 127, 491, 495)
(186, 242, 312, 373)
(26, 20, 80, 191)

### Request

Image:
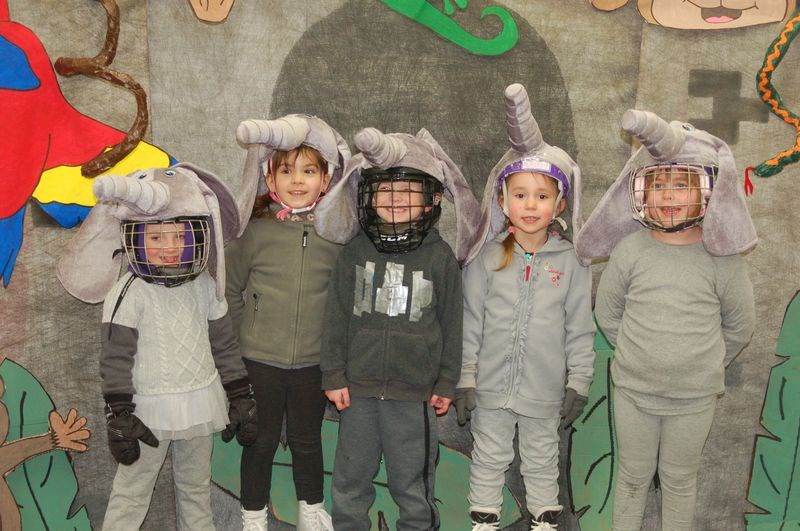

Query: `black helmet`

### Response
(357, 167, 443, 254)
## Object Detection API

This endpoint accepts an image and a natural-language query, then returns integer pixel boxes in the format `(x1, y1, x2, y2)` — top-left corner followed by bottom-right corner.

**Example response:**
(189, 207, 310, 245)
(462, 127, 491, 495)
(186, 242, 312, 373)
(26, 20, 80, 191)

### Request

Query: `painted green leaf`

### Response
(213, 418, 522, 528)
(568, 318, 615, 531)
(746, 290, 800, 529)
(1, 358, 91, 530)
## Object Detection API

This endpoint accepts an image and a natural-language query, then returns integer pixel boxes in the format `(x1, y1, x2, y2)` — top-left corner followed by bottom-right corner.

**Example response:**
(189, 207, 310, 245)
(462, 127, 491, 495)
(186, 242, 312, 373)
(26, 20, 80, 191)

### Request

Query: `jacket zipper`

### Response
(507, 252, 535, 405)
(290, 228, 309, 366)
(291, 231, 308, 367)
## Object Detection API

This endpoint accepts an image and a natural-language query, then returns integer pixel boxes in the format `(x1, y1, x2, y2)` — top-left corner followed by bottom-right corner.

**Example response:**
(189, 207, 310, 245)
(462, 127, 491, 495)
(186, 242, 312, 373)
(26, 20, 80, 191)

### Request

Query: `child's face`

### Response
(144, 222, 187, 267)
(643, 168, 703, 228)
(372, 179, 434, 224)
(266, 149, 331, 210)
(501, 172, 565, 238)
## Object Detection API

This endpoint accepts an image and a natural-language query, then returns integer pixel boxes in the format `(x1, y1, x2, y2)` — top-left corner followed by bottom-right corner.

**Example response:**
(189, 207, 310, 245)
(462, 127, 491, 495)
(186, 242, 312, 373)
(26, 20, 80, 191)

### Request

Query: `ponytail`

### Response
(494, 231, 516, 271)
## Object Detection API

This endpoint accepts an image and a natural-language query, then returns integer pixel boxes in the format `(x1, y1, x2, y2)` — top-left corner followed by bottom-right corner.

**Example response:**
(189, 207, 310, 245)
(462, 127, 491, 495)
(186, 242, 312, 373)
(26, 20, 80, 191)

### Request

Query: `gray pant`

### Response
(331, 397, 439, 531)
(468, 407, 561, 517)
(102, 435, 214, 531)
(612, 390, 716, 531)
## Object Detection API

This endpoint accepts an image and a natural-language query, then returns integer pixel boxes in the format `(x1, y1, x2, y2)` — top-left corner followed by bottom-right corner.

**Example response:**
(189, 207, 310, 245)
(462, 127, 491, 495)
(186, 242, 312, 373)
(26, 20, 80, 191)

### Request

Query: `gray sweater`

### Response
(595, 230, 755, 406)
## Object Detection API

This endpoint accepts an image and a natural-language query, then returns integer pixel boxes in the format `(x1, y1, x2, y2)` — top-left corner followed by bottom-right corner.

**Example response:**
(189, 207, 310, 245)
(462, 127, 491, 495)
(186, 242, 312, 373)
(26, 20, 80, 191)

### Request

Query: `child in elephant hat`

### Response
(575, 110, 756, 530)
(317, 125, 480, 530)
(229, 114, 351, 531)
(57, 163, 257, 530)
(455, 83, 595, 531)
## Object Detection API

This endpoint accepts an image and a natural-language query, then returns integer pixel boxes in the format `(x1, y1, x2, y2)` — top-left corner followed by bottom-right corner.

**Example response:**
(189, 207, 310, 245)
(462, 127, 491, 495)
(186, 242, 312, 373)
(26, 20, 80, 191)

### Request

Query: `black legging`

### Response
(240, 359, 327, 510)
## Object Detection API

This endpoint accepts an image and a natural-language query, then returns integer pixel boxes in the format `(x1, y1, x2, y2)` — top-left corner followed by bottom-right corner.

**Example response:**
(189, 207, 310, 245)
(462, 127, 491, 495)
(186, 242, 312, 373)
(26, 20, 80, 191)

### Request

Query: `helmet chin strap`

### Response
(268, 191, 321, 221)
(657, 219, 700, 233)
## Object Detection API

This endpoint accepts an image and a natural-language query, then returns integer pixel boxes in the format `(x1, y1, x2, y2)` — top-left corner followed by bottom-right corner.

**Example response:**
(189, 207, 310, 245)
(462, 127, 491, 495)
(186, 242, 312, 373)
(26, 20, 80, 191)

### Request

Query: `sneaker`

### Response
(241, 506, 268, 531)
(297, 501, 333, 531)
(470, 511, 500, 531)
(530, 509, 561, 530)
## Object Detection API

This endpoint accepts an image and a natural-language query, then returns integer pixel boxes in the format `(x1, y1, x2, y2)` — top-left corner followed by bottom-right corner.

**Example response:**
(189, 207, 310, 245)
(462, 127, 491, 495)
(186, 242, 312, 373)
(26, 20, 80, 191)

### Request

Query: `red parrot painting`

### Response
(0, 0, 172, 286)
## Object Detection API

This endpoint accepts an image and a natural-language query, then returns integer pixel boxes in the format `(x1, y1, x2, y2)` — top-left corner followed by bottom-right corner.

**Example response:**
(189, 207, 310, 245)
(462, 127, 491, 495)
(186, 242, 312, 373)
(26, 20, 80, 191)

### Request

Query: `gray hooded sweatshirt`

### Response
(458, 233, 595, 419)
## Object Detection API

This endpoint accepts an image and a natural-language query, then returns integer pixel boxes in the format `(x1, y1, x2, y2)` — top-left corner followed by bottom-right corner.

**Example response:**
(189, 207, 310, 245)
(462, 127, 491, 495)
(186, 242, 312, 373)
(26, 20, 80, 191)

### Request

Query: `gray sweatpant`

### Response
(468, 407, 561, 517)
(331, 397, 439, 531)
(612, 390, 717, 531)
(102, 434, 214, 531)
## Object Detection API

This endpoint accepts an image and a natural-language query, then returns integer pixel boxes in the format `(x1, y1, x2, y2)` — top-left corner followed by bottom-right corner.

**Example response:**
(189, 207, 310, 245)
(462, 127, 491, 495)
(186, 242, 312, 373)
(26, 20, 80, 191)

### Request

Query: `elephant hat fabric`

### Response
(313, 127, 480, 266)
(56, 163, 241, 303)
(235, 113, 351, 226)
(574, 110, 758, 265)
(463, 82, 584, 266)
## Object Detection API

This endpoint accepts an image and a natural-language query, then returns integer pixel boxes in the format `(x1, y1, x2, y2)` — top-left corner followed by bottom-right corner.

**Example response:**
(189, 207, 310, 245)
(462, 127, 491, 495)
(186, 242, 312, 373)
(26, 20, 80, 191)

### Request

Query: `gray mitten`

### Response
(104, 395, 159, 465)
(454, 387, 476, 426)
(560, 387, 588, 429)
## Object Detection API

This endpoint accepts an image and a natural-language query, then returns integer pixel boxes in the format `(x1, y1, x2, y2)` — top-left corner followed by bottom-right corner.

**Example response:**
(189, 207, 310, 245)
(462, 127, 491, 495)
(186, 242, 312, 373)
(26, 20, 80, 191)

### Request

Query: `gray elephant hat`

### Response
(313, 127, 480, 266)
(235, 113, 351, 225)
(574, 109, 758, 266)
(57, 162, 241, 303)
(463, 83, 584, 266)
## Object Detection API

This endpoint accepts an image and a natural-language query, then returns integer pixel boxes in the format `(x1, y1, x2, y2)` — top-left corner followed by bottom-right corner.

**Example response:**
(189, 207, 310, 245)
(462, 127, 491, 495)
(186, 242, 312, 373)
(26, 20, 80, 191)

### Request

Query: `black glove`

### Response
(560, 387, 588, 429)
(454, 387, 476, 426)
(104, 395, 159, 465)
(222, 379, 258, 446)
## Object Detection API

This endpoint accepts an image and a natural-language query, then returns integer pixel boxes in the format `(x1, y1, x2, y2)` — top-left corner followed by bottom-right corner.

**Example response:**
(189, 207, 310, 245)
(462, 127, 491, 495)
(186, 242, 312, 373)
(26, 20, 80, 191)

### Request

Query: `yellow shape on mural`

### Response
(32, 142, 171, 207)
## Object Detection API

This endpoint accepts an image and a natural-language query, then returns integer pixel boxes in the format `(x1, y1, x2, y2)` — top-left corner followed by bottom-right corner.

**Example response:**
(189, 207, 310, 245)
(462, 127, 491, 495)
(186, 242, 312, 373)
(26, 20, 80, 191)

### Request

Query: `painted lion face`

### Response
(644, 0, 795, 29)
(591, 0, 795, 29)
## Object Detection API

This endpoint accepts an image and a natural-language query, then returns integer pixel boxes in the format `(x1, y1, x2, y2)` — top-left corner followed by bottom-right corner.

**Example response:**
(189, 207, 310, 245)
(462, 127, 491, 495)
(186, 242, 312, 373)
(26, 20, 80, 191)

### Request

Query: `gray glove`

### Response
(104, 395, 159, 465)
(454, 387, 476, 426)
(560, 387, 588, 429)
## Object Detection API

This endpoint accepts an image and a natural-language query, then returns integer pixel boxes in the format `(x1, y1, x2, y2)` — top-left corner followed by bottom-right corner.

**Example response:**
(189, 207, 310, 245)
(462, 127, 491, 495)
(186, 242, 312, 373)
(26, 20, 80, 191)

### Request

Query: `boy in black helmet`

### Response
(319, 127, 479, 530)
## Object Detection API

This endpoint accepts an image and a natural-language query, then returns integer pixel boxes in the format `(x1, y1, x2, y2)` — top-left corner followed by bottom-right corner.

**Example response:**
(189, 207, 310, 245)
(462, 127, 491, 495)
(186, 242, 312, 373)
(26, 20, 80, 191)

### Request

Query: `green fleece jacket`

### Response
(320, 229, 462, 401)
(225, 215, 342, 367)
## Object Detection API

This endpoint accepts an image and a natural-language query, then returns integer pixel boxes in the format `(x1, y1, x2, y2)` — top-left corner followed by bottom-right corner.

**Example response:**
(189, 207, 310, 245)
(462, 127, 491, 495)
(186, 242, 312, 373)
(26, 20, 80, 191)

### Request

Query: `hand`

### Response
(325, 387, 351, 411)
(105, 399, 159, 465)
(453, 388, 476, 425)
(560, 388, 588, 429)
(50, 408, 90, 452)
(429, 395, 452, 416)
(222, 395, 258, 446)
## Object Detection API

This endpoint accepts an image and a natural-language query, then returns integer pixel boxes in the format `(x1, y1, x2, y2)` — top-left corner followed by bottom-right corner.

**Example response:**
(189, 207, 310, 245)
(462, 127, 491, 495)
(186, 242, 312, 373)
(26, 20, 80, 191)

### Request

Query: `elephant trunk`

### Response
(93, 174, 170, 214)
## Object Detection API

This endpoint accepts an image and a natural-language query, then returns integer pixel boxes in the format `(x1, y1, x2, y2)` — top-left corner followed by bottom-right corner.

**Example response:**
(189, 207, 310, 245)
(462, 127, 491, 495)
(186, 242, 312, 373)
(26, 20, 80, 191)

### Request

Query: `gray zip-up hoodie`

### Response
(458, 232, 595, 419)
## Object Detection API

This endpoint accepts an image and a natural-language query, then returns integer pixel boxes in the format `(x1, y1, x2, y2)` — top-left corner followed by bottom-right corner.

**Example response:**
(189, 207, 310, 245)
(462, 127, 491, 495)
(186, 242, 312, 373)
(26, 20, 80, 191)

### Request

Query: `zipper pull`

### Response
(302, 230, 308, 248)
(253, 293, 259, 311)
(524, 252, 533, 282)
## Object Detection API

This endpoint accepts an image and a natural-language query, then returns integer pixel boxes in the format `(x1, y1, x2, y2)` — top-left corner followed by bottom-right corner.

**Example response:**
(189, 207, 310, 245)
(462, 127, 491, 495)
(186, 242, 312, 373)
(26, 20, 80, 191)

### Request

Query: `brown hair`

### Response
(251, 145, 329, 219)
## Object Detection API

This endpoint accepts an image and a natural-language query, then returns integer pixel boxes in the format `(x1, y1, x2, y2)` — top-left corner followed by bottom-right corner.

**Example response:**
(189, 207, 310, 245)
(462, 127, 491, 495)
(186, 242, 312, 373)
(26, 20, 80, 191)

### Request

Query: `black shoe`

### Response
(470, 511, 500, 530)
(530, 509, 561, 529)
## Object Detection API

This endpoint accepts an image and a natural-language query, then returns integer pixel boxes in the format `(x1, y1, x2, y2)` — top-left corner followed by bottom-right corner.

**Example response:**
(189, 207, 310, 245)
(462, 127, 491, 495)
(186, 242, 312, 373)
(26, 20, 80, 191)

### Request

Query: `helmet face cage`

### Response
(122, 217, 210, 287)
(357, 167, 443, 254)
(629, 163, 716, 233)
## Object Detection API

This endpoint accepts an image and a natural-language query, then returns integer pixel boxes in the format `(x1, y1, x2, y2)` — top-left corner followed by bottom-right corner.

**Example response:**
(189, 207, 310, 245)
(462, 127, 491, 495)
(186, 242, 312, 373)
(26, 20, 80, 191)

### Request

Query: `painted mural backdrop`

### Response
(3, 0, 800, 529)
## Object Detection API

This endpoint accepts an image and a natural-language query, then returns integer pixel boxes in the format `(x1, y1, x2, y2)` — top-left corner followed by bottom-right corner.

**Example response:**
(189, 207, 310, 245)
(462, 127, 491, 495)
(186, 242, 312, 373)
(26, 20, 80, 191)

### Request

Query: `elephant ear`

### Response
(56, 202, 122, 304)
(173, 162, 241, 242)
